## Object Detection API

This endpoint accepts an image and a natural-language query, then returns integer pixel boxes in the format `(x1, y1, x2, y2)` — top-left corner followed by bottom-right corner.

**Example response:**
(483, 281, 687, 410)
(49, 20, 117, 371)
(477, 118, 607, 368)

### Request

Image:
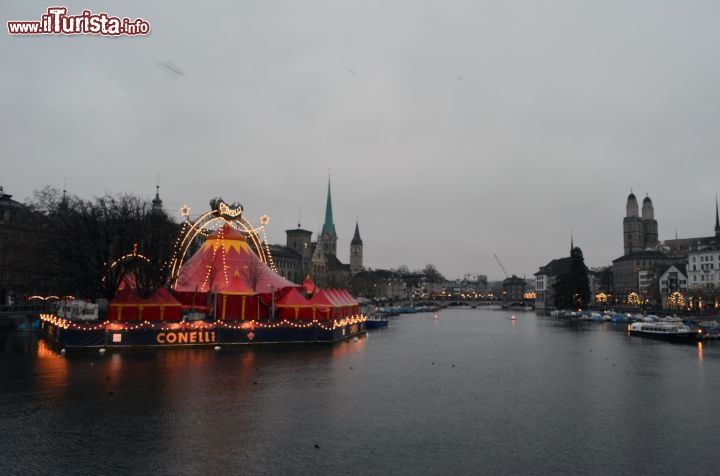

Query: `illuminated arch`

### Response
(168, 199, 277, 282)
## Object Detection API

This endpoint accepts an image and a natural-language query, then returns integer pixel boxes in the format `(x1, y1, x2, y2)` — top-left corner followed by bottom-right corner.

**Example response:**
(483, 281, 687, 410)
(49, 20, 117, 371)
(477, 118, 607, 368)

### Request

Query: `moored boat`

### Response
(364, 312, 388, 329)
(628, 322, 702, 343)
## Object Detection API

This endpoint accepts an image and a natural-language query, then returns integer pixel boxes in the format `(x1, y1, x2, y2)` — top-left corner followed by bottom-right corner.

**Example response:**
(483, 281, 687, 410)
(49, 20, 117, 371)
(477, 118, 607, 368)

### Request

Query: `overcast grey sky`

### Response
(2, 1, 720, 281)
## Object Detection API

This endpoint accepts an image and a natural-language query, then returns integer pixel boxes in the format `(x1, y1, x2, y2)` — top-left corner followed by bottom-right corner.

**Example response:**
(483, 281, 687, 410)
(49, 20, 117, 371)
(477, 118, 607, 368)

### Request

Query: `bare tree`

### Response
(27, 188, 179, 299)
(422, 263, 444, 282)
(240, 258, 266, 292)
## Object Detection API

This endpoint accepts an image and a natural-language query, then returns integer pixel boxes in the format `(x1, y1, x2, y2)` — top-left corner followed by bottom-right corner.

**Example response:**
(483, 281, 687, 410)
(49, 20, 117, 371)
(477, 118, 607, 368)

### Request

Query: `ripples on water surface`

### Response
(2, 309, 720, 475)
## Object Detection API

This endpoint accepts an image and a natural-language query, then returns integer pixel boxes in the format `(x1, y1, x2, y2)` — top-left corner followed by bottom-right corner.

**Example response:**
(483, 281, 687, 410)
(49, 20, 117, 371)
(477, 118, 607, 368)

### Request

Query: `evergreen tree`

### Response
(554, 247, 590, 309)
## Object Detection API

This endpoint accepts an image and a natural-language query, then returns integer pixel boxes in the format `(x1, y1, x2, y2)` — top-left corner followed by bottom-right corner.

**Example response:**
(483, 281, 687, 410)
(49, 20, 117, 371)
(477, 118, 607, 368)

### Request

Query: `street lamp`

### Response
(267, 284, 275, 320)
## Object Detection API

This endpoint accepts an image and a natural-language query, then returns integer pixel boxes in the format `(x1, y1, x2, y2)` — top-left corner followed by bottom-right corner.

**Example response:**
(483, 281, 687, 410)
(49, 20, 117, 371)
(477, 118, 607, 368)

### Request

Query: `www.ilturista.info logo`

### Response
(7, 7, 150, 36)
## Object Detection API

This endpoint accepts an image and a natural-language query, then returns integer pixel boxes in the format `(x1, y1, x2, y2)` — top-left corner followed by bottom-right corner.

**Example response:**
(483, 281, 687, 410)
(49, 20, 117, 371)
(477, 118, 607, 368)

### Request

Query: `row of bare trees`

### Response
(28, 186, 179, 299)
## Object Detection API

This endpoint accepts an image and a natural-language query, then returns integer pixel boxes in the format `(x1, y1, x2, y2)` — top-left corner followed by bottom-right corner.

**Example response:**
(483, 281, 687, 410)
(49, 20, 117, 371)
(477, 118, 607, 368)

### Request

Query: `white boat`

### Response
(56, 300, 99, 321)
(628, 322, 700, 343)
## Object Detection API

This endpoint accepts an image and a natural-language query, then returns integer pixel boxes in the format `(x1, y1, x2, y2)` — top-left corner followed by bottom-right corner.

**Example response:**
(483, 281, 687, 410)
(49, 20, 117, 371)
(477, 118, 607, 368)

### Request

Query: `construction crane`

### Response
(493, 254, 509, 279)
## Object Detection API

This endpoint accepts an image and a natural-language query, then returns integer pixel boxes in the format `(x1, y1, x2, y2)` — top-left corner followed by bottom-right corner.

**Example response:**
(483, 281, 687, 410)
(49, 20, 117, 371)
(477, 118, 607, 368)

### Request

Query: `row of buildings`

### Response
(535, 192, 720, 311)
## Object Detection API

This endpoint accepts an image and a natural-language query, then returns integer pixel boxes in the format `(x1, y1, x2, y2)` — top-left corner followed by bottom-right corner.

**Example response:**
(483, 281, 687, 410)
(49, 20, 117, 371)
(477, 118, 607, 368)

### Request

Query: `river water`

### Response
(1, 308, 719, 475)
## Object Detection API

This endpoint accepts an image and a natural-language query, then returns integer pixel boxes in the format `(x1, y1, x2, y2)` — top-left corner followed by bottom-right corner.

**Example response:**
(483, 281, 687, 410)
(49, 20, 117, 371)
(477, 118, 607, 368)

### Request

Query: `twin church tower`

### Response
(622, 192, 659, 255)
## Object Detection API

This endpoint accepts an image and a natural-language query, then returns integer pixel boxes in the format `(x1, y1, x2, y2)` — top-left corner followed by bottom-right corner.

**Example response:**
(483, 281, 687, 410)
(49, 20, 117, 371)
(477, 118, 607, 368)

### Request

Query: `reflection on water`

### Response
(34, 338, 69, 394)
(2, 311, 720, 475)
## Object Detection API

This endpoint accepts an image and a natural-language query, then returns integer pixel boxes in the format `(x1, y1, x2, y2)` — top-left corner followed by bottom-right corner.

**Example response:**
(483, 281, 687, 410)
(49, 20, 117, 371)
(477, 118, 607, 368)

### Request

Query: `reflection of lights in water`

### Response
(698, 342, 704, 361)
(331, 335, 367, 358)
(109, 353, 123, 378)
(35, 339, 69, 391)
(36, 339, 58, 359)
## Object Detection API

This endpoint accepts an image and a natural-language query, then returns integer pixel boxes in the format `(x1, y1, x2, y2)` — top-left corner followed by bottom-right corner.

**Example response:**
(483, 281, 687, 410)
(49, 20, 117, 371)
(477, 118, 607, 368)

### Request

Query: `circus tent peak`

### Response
(174, 223, 297, 293)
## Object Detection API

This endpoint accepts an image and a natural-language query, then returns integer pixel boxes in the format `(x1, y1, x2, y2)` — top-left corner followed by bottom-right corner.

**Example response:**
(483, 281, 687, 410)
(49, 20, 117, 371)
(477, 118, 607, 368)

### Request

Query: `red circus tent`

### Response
(326, 289, 348, 317)
(276, 287, 314, 320)
(108, 287, 182, 322)
(336, 289, 359, 315)
(308, 288, 335, 320)
(173, 224, 297, 319)
(215, 274, 266, 321)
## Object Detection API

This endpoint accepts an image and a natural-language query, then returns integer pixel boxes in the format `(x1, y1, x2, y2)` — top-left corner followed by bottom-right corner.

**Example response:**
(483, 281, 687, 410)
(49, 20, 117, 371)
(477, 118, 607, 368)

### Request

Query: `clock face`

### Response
(352, 248, 360, 256)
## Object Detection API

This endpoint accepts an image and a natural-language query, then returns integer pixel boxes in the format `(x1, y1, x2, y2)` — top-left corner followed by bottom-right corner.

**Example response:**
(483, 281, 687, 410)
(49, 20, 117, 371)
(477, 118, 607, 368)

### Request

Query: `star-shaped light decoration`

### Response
(180, 204, 191, 219)
(259, 214, 270, 225)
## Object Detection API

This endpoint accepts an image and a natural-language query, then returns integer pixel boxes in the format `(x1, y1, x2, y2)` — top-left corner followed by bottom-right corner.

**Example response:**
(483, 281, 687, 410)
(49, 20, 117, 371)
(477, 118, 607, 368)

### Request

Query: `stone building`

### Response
(611, 250, 673, 304)
(687, 245, 720, 292)
(0, 186, 47, 304)
(501, 275, 527, 302)
(534, 256, 572, 310)
(658, 264, 687, 306)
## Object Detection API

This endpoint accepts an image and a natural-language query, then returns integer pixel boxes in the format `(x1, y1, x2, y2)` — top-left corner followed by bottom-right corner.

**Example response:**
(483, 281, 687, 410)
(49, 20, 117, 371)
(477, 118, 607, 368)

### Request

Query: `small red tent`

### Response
(216, 274, 265, 321)
(308, 289, 335, 320)
(276, 287, 314, 320)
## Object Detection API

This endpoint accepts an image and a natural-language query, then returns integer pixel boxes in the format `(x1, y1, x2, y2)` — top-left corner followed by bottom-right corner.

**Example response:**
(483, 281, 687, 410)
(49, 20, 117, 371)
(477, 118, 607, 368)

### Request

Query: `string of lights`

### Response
(40, 313, 366, 332)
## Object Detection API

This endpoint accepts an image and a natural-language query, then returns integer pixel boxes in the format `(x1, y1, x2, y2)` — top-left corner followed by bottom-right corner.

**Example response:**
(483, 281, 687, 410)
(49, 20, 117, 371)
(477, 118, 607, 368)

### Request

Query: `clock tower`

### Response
(350, 220, 363, 275)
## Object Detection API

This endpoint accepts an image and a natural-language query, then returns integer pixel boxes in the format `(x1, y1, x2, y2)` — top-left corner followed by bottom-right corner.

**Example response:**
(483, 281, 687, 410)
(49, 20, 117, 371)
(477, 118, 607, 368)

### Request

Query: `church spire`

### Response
(322, 177, 336, 236)
(715, 193, 720, 237)
(351, 220, 363, 245)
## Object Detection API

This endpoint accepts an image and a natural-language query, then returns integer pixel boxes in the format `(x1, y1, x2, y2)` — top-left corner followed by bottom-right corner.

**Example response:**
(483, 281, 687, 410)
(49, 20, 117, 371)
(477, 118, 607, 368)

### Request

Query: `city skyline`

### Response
(3, 1, 720, 280)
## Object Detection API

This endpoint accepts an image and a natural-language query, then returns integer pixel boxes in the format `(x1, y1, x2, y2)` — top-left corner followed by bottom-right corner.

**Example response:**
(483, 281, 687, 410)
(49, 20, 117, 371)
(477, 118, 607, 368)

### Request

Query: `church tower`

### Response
(319, 178, 338, 257)
(151, 184, 163, 214)
(286, 221, 313, 283)
(715, 195, 720, 239)
(311, 227, 327, 286)
(641, 195, 658, 249)
(623, 192, 643, 255)
(350, 221, 363, 274)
